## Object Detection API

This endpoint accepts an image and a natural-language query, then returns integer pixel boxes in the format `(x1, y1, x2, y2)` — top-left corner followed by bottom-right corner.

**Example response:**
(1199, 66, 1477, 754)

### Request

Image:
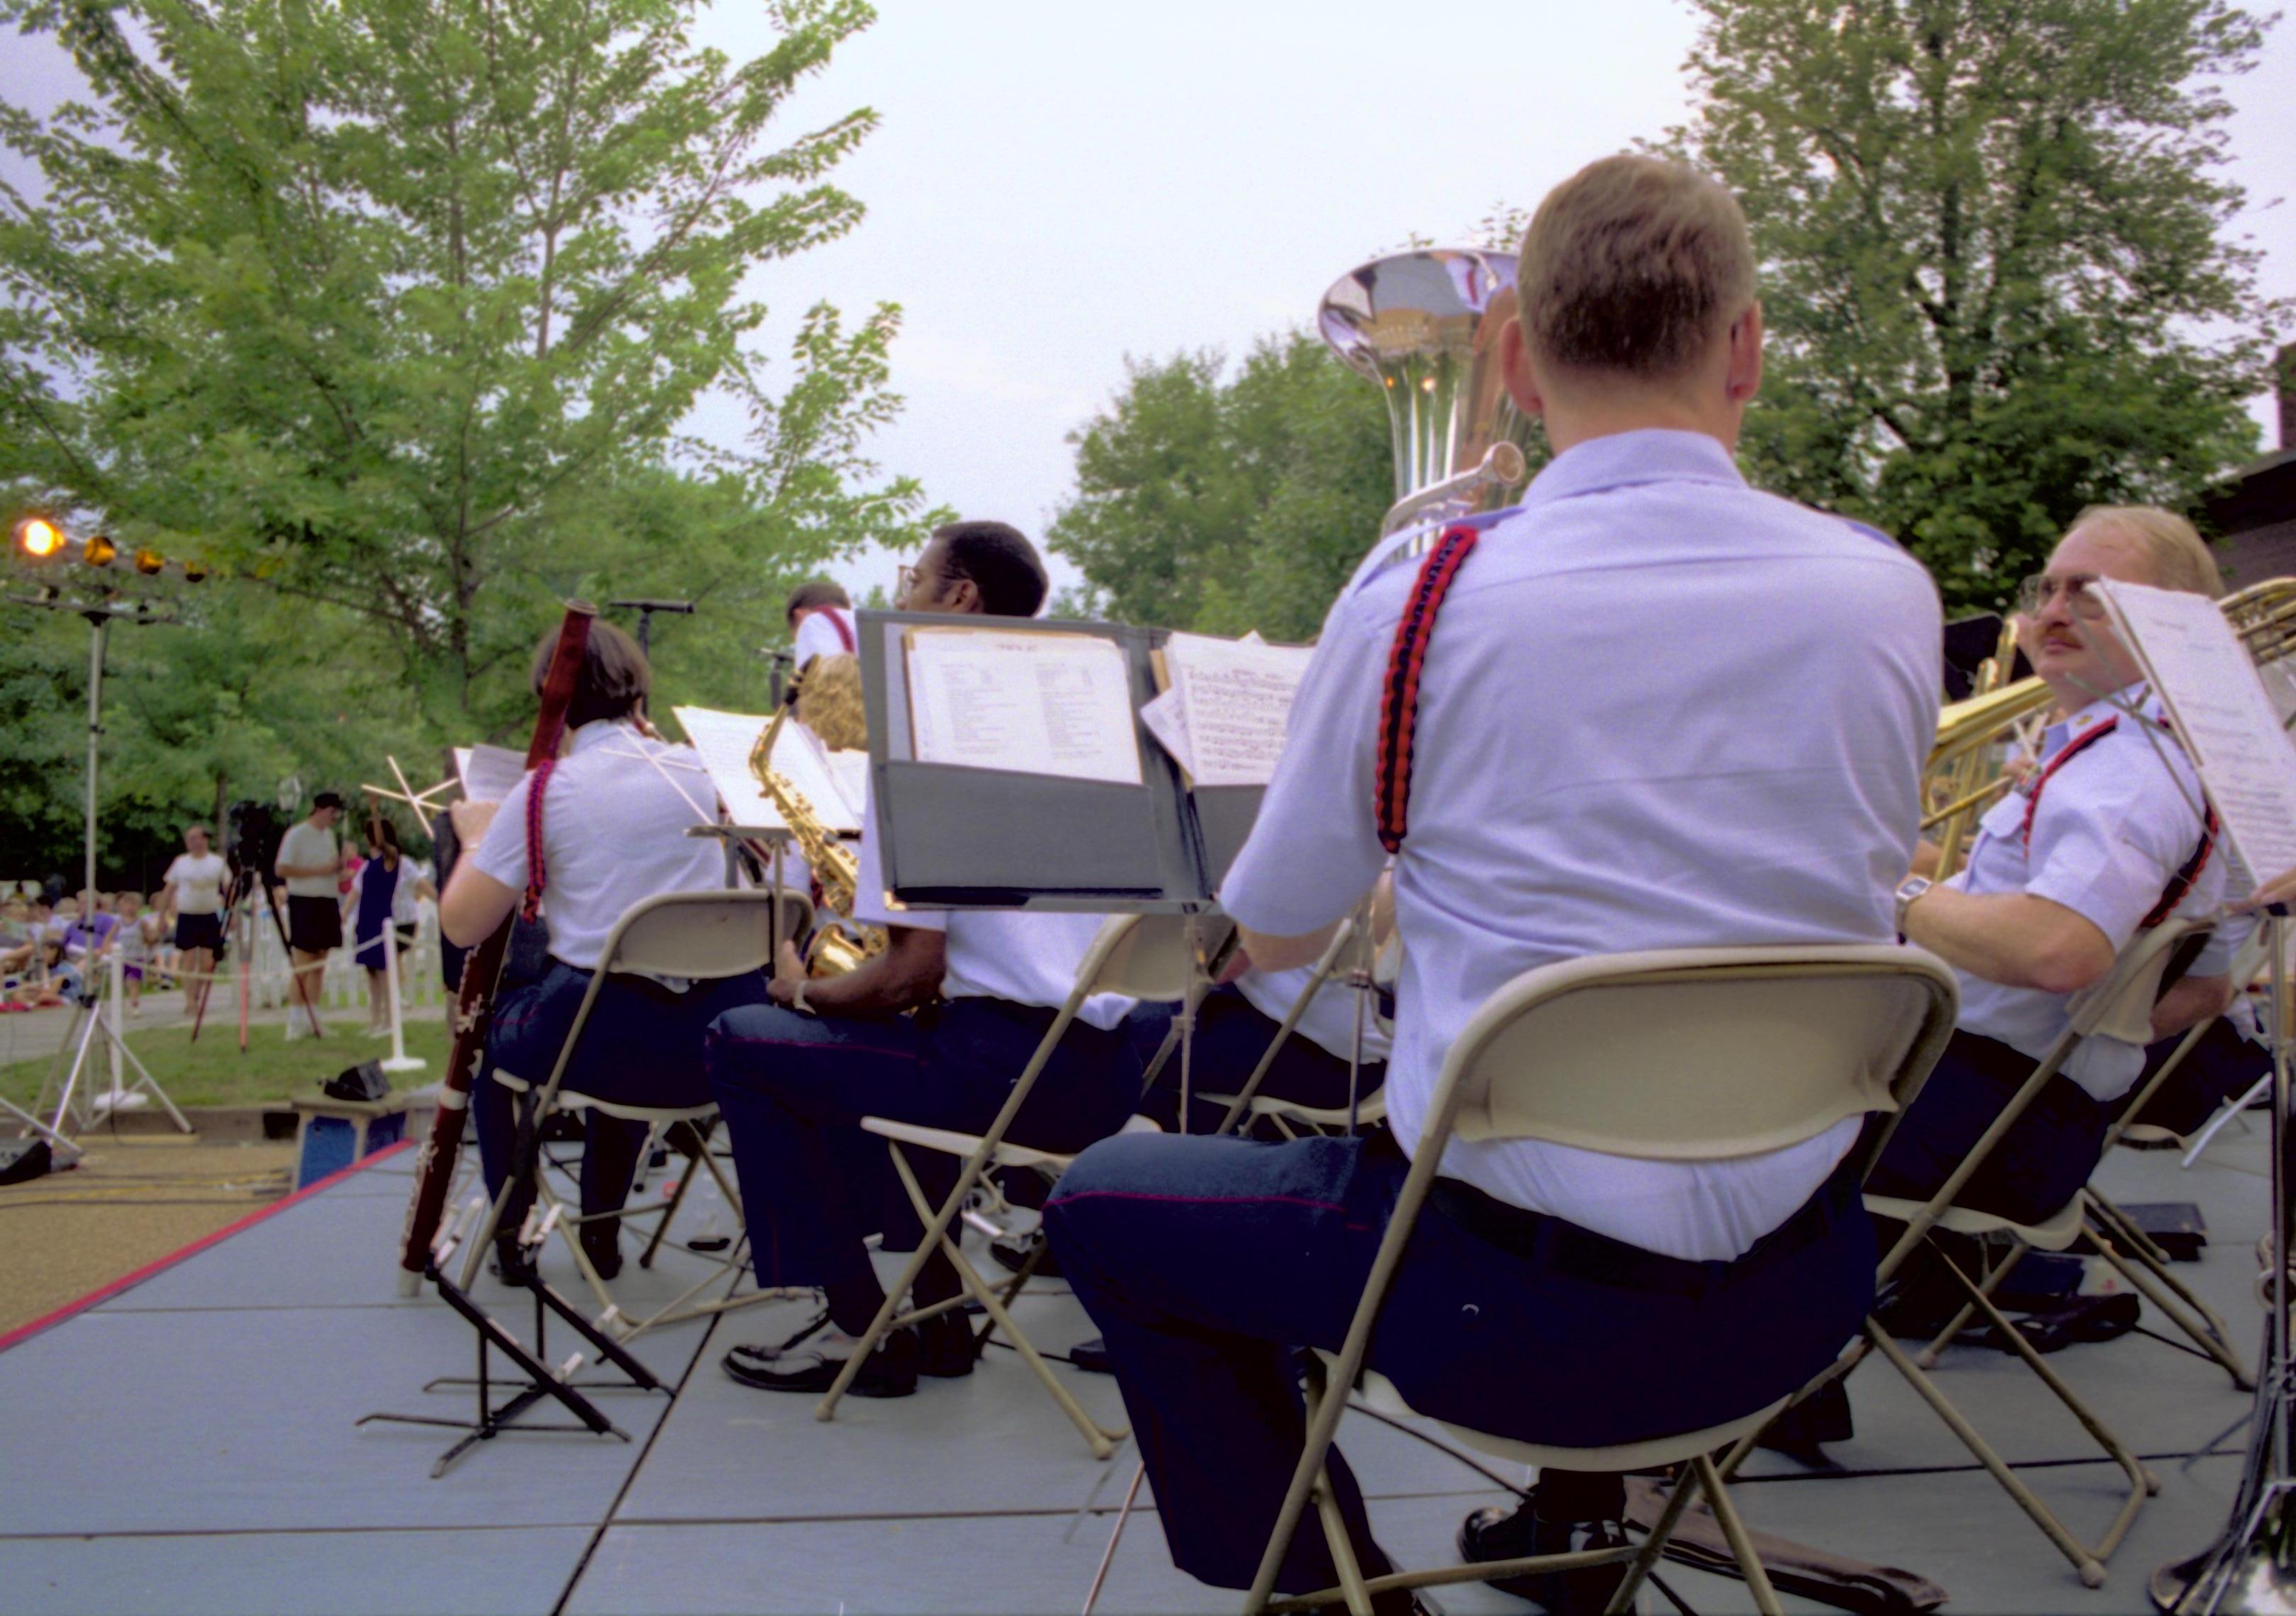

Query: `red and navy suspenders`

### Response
(2013, 714, 2219, 928)
(1375, 523, 1484, 854)
(520, 758, 557, 922)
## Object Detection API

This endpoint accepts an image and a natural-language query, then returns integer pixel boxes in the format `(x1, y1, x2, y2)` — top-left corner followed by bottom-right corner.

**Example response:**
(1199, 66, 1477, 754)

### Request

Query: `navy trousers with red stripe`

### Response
(703, 997, 1137, 1317)
(1044, 1128, 1874, 1596)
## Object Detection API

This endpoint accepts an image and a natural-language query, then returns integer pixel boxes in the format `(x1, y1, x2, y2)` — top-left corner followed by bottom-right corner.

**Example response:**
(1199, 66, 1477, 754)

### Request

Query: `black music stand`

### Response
(359, 1196, 669, 1477)
(855, 609, 1261, 913)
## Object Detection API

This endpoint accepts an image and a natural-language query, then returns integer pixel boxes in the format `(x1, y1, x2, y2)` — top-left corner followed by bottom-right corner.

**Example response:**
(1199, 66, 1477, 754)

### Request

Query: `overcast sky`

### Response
(709, 0, 2296, 601)
(6, 0, 2292, 604)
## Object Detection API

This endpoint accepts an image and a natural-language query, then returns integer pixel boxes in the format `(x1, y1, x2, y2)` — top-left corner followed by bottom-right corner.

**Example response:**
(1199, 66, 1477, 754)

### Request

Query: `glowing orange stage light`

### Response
(84, 534, 117, 568)
(133, 548, 164, 575)
(15, 517, 66, 559)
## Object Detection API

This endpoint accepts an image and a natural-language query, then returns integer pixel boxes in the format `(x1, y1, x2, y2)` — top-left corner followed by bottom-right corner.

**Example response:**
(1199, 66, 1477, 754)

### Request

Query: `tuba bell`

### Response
(1318, 248, 1536, 553)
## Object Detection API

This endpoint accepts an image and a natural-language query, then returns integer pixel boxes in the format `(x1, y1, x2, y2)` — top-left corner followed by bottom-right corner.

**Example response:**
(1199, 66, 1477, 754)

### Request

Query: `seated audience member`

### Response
(704, 522, 1142, 1400)
(1876, 508, 2239, 1226)
(439, 621, 770, 1284)
(1042, 156, 1942, 1614)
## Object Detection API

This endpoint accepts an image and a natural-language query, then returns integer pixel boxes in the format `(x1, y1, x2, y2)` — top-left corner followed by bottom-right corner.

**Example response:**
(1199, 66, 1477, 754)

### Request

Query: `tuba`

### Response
(748, 706, 887, 977)
(1318, 248, 1537, 551)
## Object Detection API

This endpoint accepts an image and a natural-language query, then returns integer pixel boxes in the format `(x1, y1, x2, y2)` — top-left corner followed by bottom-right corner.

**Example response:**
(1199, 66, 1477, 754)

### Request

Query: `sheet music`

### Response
(452, 745, 528, 804)
(1162, 631, 1313, 788)
(903, 628, 1143, 786)
(672, 705, 864, 834)
(2097, 580, 2296, 896)
(1138, 687, 1193, 775)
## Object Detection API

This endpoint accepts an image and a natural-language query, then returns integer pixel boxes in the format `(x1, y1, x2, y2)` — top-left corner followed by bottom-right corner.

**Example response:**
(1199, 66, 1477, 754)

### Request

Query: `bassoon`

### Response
(395, 602, 595, 1296)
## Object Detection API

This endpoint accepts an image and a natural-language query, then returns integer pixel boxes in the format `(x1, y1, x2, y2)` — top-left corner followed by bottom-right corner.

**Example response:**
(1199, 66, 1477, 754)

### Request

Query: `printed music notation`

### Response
(1154, 632, 1314, 788)
(2097, 580, 2296, 895)
(903, 627, 1144, 787)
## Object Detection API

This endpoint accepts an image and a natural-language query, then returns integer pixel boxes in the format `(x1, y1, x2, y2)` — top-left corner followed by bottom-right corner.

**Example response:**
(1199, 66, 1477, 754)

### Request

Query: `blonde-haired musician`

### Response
(1044, 153, 1943, 1615)
(1875, 508, 2244, 1225)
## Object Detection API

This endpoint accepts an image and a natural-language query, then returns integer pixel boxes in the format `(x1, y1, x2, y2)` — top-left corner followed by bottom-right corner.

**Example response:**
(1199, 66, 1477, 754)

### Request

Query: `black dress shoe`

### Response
(990, 1228, 1062, 1279)
(916, 1310, 981, 1378)
(580, 1228, 624, 1282)
(1458, 1499, 1633, 1615)
(1069, 1335, 1115, 1375)
(723, 1319, 919, 1398)
(489, 1236, 539, 1288)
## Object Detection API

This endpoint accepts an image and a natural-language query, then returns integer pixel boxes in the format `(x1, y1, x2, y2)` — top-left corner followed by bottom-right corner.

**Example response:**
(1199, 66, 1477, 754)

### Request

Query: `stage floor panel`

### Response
(0, 1113, 2280, 1614)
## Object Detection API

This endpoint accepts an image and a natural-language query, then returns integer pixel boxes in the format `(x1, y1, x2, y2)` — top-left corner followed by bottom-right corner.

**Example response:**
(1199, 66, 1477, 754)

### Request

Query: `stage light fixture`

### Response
(15, 517, 66, 559)
(84, 534, 117, 568)
(133, 548, 164, 576)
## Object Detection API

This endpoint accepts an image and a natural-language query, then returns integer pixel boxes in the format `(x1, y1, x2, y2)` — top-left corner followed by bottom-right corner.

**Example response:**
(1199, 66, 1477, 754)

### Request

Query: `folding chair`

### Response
(456, 887, 812, 1336)
(818, 911, 1232, 1459)
(1190, 920, 1391, 1140)
(2067, 927, 2271, 1388)
(1246, 943, 1959, 1616)
(1856, 916, 2215, 1586)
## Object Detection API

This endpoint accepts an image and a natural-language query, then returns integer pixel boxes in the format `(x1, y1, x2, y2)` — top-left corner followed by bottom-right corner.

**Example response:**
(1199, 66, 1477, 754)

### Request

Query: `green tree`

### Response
(0, 0, 925, 736)
(1669, 0, 2283, 610)
(1049, 332, 1395, 643)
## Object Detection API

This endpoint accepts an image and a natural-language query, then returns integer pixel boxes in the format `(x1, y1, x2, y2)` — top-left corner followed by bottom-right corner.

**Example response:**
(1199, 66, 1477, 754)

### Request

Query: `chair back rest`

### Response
(599, 889, 812, 982)
(1083, 912, 1237, 1005)
(1434, 945, 1959, 1160)
(2064, 916, 2216, 1045)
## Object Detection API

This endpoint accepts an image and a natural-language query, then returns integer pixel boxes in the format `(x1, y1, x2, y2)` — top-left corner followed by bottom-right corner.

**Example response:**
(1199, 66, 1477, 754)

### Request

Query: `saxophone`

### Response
(748, 706, 888, 977)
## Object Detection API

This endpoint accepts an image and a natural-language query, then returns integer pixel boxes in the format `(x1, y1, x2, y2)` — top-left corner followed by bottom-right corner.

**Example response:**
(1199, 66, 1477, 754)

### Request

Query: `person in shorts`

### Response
(274, 792, 345, 1038)
(163, 824, 230, 1021)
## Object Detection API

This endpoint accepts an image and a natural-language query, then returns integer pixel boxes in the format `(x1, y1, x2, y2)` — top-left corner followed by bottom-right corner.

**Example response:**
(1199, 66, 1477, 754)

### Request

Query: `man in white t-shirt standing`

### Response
(274, 792, 344, 1038)
(162, 823, 230, 1023)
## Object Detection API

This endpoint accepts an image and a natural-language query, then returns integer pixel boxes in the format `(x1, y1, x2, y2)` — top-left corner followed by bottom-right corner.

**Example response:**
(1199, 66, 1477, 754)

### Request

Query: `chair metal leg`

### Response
(1607, 1461, 1706, 1612)
(1691, 1453, 1783, 1616)
(2083, 1216, 2253, 1388)
(1917, 1235, 2027, 1369)
(1866, 1319, 2115, 1586)
(881, 1145, 1125, 1459)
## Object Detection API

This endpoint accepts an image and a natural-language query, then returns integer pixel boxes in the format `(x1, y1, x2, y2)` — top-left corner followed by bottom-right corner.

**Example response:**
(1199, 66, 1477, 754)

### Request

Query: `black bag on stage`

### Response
(323, 1060, 390, 1103)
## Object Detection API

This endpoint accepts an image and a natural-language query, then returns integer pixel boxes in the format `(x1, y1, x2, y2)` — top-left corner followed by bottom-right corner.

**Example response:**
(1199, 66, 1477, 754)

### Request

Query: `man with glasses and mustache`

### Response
(1874, 507, 2244, 1227)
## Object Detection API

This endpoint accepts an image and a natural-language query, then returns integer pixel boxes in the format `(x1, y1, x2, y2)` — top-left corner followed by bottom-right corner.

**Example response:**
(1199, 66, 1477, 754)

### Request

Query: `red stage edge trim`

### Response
(0, 1137, 416, 1356)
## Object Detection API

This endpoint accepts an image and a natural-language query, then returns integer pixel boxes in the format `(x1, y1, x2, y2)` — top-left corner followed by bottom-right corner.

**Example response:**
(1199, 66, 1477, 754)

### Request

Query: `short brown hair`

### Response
(534, 619, 650, 730)
(784, 579, 851, 626)
(1517, 155, 1755, 381)
(2074, 506, 2222, 597)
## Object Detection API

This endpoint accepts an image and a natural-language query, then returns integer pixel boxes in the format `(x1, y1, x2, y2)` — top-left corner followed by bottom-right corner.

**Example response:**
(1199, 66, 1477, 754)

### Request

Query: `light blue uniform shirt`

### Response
(1950, 687, 2234, 1101)
(1221, 430, 1942, 1262)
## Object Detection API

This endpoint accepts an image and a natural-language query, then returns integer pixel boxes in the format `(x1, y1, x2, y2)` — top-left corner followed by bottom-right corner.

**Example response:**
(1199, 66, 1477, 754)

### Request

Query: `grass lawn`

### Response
(0, 1016, 451, 1111)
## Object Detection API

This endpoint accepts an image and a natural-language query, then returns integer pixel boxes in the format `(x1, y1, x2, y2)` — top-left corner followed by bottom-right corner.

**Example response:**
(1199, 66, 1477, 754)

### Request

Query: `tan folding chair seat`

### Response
(458, 887, 811, 1337)
(1195, 919, 1388, 1139)
(1245, 943, 1959, 1616)
(1736, 917, 2217, 1590)
(820, 911, 1232, 1459)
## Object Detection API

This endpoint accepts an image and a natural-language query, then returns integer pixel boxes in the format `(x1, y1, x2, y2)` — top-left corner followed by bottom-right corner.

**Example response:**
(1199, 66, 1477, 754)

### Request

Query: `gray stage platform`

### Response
(0, 1111, 2279, 1615)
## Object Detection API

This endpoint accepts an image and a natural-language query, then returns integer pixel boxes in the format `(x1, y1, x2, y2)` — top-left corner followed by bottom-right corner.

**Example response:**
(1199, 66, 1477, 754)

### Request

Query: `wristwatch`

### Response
(1893, 876, 1934, 936)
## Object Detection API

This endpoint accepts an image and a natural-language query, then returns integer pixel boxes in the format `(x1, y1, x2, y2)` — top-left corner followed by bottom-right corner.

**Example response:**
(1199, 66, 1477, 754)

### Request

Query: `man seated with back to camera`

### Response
(439, 621, 772, 1286)
(1874, 507, 2242, 1240)
(1042, 155, 1944, 1615)
(702, 521, 1146, 1401)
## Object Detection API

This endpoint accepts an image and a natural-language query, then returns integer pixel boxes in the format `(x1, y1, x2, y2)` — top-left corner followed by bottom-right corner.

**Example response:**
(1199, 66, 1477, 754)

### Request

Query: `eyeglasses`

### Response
(2014, 573, 2107, 621)
(894, 561, 922, 602)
